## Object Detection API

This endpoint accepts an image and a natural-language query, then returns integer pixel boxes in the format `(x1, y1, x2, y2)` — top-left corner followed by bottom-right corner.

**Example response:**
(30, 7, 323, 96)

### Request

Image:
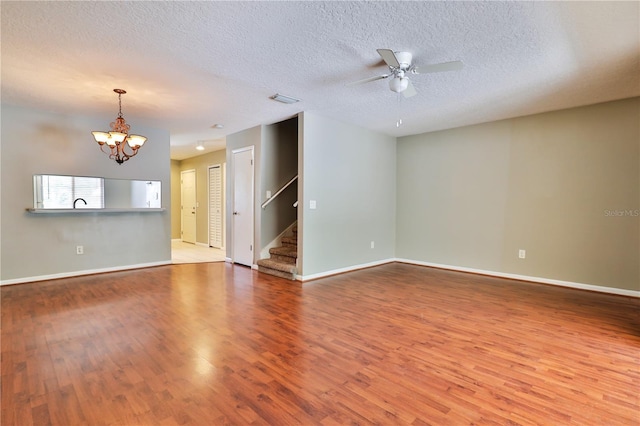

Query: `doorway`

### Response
(180, 169, 196, 244)
(232, 147, 254, 266)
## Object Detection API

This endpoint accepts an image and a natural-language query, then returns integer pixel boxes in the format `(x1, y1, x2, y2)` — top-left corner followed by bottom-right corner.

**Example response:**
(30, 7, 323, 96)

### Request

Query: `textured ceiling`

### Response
(2, 1, 639, 160)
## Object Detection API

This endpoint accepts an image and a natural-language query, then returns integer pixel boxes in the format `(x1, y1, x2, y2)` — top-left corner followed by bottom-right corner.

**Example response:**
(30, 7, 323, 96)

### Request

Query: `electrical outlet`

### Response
(76, 245, 84, 255)
(266, 190, 272, 199)
(518, 249, 526, 259)
(370, 241, 375, 249)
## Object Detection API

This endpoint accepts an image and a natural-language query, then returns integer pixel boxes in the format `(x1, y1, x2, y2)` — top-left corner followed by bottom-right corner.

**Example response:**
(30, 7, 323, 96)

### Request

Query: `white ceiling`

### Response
(2, 1, 638, 161)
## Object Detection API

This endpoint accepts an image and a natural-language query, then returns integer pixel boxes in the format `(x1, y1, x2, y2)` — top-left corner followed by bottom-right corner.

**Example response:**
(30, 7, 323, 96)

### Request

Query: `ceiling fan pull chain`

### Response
(396, 93, 403, 127)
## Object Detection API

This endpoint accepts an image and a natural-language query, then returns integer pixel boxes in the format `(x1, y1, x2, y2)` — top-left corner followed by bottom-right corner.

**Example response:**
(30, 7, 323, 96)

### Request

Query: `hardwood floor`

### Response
(2, 263, 638, 425)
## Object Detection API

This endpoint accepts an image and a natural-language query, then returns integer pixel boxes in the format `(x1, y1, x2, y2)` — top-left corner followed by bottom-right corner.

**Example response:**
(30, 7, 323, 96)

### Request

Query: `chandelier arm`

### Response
(120, 143, 138, 159)
(98, 144, 111, 155)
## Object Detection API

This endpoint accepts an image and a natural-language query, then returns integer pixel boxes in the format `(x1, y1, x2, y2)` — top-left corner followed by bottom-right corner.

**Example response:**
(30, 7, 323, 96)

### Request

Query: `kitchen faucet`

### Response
(73, 198, 87, 208)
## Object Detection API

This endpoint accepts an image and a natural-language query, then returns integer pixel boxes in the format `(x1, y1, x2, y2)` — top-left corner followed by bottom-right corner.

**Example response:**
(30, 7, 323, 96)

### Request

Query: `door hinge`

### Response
(250, 245, 252, 251)
(251, 159, 253, 166)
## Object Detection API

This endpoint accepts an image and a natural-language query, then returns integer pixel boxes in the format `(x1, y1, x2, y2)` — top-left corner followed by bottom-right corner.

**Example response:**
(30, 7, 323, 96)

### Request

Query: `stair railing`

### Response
(261, 175, 298, 209)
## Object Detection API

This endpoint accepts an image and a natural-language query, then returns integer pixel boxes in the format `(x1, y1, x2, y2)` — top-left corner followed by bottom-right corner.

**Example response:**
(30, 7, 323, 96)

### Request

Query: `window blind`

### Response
(40, 175, 104, 208)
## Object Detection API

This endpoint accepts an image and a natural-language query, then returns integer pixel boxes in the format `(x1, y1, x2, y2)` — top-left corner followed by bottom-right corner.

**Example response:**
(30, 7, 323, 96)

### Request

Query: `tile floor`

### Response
(171, 240, 226, 264)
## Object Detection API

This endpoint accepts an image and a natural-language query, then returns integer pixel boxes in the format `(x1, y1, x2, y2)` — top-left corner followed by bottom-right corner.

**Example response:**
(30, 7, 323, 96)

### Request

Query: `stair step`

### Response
(257, 223, 298, 280)
(257, 258, 297, 275)
(270, 254, 296, 264)
(258, 265, 296, 280)
(281, 236, 297, 247)
(258, 259, 296, 274)
(270, 246, 297, 258)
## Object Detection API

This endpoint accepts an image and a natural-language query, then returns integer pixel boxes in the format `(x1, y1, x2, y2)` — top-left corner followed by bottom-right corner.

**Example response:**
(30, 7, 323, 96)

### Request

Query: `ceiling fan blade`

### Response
(347, 74, 390, 86)
(377, 49, 400, 68)
(402, 79, 417, 98)
(412, 60, 464, 74)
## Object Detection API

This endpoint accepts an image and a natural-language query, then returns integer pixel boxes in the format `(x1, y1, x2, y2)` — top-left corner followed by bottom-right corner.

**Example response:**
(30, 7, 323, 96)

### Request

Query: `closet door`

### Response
(208, 164, 223, 248)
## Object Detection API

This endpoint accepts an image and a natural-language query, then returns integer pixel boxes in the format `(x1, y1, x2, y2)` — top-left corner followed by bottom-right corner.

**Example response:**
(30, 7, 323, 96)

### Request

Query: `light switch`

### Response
(310, 200, 316, 209)
(266, 190, 272, 199)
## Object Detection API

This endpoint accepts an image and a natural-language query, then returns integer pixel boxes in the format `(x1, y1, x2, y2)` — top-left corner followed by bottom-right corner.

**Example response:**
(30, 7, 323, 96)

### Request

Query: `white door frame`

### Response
(232, 146, 254, 266)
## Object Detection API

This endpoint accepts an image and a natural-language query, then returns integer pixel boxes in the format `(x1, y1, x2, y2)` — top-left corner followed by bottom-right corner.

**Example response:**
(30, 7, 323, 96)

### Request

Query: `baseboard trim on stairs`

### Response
(260, 221, 297, 260)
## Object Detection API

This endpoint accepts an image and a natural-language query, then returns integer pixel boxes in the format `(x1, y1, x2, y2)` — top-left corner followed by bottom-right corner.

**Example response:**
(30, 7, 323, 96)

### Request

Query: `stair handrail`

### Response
(261, 175, 298, 209)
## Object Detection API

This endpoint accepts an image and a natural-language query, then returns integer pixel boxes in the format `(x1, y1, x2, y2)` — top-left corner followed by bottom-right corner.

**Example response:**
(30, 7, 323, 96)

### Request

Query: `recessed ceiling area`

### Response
(1, 1, 638, 160)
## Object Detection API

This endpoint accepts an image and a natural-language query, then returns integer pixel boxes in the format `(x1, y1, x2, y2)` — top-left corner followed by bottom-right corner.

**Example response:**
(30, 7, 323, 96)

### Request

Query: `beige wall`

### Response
(397, 97, 639, 291)
(173, 149, 226, 245)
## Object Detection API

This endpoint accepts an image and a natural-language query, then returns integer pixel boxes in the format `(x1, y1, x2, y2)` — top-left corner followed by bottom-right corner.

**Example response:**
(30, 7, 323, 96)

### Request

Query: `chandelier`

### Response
(92, 89, 147, 165)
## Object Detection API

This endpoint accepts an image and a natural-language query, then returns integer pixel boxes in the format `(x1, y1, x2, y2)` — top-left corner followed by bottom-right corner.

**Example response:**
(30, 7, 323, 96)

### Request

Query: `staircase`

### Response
(257, 224, 297, 280)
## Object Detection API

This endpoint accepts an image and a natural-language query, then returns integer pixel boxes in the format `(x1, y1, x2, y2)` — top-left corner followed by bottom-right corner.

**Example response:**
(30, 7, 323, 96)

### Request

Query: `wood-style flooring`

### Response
(2, 262, 639, 425)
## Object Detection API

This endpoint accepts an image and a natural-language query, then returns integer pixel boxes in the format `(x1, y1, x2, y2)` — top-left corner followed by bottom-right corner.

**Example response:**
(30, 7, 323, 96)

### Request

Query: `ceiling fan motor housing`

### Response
(395, 52, 413, 69)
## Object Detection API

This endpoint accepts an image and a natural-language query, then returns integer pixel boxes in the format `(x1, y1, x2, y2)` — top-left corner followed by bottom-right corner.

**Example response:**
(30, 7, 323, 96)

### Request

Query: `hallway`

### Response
(171, 240, 225, 264)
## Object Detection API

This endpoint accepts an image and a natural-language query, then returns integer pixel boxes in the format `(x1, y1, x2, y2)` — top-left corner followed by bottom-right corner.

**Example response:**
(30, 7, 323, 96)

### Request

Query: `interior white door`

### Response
(232, 147, 254, 266)
(181, 169, 196, 244)
(208, 164, 224, 248)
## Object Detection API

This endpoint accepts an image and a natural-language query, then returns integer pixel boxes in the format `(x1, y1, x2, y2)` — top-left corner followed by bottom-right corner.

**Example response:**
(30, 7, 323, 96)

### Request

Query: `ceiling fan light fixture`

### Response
(270, 93, 300, 104)
(389, 77, 409, 93)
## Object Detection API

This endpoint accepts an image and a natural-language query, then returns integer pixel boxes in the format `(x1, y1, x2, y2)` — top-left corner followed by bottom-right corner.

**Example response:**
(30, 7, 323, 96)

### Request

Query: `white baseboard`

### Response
(396, 258, 640, 298)
(173, 239, 223, 250)
(297, 258, 395, 282)
(295, 257, 638, 297)
(0, 261, 172, 286)
(9, 257, 633, 298)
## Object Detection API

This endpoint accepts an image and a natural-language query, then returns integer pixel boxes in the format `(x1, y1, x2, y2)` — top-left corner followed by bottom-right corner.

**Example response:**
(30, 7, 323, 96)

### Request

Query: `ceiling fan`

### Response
(350, 49, 464, 98)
